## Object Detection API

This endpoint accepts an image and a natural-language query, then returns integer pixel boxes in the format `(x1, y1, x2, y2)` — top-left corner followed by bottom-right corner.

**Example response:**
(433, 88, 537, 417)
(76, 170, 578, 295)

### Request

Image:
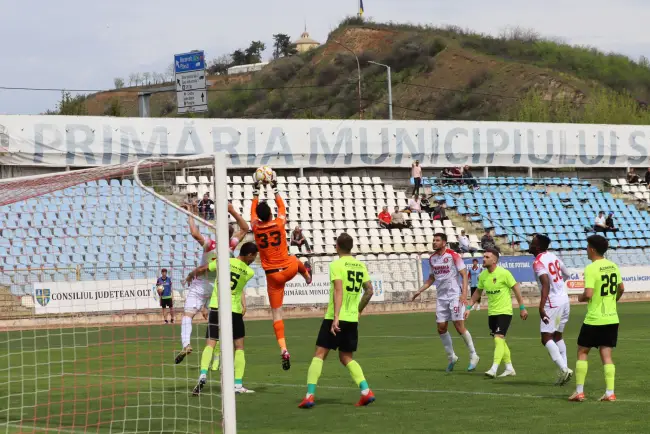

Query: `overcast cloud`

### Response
(1, 0, 649, 115)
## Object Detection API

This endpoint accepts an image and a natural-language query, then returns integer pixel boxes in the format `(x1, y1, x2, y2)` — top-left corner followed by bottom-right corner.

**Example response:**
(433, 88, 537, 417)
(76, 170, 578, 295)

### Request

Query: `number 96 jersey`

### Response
(533, 251, 570, 308)
(325, 256, 371, 323)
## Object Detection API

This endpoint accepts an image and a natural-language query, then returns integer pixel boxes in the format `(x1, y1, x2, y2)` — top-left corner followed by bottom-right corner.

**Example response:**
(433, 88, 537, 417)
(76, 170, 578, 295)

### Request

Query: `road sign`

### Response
(177, 90, 208, 114)
(175, 70, 206, 92)
(174, 51, 205, 74)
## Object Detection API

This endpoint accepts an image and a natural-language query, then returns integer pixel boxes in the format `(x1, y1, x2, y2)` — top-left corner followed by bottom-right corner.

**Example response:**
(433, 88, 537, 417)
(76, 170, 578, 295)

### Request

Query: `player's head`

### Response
(472, 258, 478, 266)
(161, 268, 167, 277)
(586, 234, 608, 260)
(256, 201, 273, 222)
(482, 248, 500, 269)
(238, 242, 259, 265)
(432, 232, 447, 251)
(529, 233, 551, 255)
(336, 233, 354, 255)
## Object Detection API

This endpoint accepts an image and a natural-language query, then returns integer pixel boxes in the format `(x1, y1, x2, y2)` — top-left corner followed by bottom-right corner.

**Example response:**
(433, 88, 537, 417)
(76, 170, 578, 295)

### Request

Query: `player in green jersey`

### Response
(569, 235, 624, 402)
(298, 233, 376, 409)
(185, 242, 258, 396)
(466, 248, 528, 378)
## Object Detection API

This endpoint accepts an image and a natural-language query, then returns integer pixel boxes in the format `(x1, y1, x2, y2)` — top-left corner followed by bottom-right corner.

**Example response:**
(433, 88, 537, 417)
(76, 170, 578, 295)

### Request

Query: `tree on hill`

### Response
(114, 77, 125, 89)
(245, 41, 266, 64)
(272, 33, 297, 59)
(142, 72, 151, 85)
(208, 54, 233, 75)
(231, 49, 247, 66)
(45, 91, 87, 115)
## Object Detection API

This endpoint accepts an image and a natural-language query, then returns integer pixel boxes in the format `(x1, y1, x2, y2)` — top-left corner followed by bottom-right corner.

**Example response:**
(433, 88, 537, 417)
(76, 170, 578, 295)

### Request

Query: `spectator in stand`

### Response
(645, 167, 650, 187)
(458, 230, 477, 253)
(627, 168, 639, 184)
(462, 165, 478, 188)
(408, 195, 421, 213)
(197, 193, 215, 220)
(431, 201, 448, 222)
(391, 206, 410, 229)
(420, 194, 433, 215)
(290, 226, 312, 253)
(411, 160, 423, 195)
(378, 206, 392, 229)
(157, 268, 174, 324)
(605, 212, 619, 233)
(480, 229, 497, 251)
(594, 211, 610, 233)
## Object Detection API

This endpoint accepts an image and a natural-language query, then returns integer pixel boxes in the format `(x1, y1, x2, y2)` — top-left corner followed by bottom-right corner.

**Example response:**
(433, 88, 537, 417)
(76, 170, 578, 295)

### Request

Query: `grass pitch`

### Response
(2, 302, 650, 433)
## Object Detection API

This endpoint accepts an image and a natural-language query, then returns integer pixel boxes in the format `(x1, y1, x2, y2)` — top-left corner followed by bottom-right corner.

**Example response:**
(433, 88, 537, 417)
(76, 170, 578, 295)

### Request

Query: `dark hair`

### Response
(534, 233, 551, 251)
(239, 242, 258, 257)
(336, 233, 354, 253)
(256, 201, 272, 221)
(161, 268, 167, 273)
(472, 258, 478, 263)
(434, 232, 447, 242)
(484, 247, 500, 259)
(587, 234, 608, 256)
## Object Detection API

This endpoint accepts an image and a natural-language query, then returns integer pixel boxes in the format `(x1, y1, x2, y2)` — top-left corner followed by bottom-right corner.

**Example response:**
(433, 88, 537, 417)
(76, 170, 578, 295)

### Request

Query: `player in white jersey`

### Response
(529, 234, 573, 385)
(175, 202, 249, 364)
(412, 233, 479, 372)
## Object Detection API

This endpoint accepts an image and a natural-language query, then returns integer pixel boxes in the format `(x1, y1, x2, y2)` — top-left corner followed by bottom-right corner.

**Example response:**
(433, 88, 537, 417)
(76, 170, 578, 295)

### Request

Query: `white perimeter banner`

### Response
(33, 279, 159, 314)
(1, 115, 649, 168)
(266, 273, 385, 305)
(566, 266, 650, 294)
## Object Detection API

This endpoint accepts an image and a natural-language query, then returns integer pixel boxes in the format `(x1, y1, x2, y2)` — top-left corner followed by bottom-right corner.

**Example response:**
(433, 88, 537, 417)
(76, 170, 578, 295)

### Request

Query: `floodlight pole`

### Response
(368, 61, 392, 120)
(333, 40, 362, 119)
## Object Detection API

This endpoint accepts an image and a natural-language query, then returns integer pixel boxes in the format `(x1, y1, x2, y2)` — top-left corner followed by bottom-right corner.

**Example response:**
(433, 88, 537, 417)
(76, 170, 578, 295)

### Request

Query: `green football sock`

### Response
(346, 360, 369, 392)
(234, 350, 245, 386)
(502, 341, 512, 364)
(200, 346, 214, 376)
(306, 357, 324, 396)
(604, 364, 615, 392)
(575, 360, 588, 391)
(493, 337, 505, 365)
(211, 345, 221, 371)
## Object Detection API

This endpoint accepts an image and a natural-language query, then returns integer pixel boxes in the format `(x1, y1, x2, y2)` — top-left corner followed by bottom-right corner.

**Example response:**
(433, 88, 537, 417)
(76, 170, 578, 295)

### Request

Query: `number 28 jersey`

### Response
(583, 259, 621, 325)
(325, 256, 371, 323)
(532, 251, 570, 308)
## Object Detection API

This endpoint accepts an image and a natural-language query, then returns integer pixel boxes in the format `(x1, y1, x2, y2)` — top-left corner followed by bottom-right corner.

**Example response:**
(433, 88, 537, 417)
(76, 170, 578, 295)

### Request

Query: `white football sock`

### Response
(181, 316, 192, 348)
(505, 363, 514, 371)
(545, 340, 567, 370)
(439, 332, 455, 360)
(556, 339, 567, 366)
(461, 330, 477, 356)
(489, 363, 499, 372)
(576, 384, 584, 394)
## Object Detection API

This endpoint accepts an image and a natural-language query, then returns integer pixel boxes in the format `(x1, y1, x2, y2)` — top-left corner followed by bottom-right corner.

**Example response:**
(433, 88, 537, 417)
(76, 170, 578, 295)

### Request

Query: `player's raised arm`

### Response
(228, 202, 249, 243)
(251, 183, 261, 226)
(411, 275, 434, 301)
(188, 214, 205, 245)
(185, 263, 209, 285)
(359, 281, 374, 314)
(271, 178, 286, 220)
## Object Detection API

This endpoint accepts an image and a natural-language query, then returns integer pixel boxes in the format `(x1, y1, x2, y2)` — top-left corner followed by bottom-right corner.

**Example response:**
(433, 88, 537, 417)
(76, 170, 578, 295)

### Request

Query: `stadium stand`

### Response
(609, 177, 650, 206)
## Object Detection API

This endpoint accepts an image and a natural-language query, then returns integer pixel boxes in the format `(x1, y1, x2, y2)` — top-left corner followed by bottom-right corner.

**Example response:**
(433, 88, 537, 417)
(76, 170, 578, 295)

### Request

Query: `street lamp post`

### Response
(368, 61, 392, 120)
(333, 40, 362, 119)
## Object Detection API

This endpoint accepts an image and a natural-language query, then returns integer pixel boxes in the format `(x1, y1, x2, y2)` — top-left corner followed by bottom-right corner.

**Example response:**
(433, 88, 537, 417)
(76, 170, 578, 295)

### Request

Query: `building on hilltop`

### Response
(295, 26, 320, 53)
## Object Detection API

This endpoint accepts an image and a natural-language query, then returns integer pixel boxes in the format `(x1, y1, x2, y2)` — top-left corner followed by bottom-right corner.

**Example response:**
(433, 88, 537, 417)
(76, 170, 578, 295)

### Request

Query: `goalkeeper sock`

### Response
(306, 357, 323, 397)
(461, 330, 477, 356)
(200, 346, 214, 376)
(273, 320, 287, 352)
(211, 345, 221, 371)
(181, 316, 192, 348)
(439, 332, 456, 360)
(545, 340, 567, 370)
(604, 364, 615, 396)
(234, 350, 245, 386)
(346, 360, 370, 395)
(575, 360, 588, 394)
(556, 339, 568, 366)
(491, 337, 505, 371)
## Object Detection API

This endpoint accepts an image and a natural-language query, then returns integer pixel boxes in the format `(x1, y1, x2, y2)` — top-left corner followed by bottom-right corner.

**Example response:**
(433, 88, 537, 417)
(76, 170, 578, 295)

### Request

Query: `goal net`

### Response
(0, 157, 234, 433)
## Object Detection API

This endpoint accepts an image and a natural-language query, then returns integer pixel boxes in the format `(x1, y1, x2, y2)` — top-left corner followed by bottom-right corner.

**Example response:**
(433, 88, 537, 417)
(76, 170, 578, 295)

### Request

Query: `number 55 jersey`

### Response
(325, 256, 371, 323)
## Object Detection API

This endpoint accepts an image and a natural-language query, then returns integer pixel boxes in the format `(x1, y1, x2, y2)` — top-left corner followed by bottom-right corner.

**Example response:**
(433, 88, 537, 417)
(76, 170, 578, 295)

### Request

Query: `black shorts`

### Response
(577, 323, 619, 348)
(488, 314, 512, 337)
(315, 319, 358, 353)
(470, 287, 478, 296)
(160, 298, 173, 308)
(205, 309, 245, 341)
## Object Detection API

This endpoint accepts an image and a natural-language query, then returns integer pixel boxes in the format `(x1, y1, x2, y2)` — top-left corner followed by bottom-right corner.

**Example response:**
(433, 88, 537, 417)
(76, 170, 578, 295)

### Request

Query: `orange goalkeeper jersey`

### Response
(251, 196, 292, 270)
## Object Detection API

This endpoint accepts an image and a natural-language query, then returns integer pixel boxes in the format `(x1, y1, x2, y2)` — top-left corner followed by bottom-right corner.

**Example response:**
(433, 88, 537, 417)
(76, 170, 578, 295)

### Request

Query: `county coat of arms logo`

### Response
(35, 288, 51, 306)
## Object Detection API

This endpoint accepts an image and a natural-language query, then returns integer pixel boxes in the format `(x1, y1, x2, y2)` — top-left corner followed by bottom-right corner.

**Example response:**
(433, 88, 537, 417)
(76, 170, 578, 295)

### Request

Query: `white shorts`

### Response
(436, 298, 465, 323)
(184, 288, 209, 315)
(540, 302, 570, 334)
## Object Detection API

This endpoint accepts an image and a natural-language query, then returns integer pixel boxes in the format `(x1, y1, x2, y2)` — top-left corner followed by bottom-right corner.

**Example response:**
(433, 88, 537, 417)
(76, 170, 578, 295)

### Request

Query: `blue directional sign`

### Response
(174, 51, 205, 74)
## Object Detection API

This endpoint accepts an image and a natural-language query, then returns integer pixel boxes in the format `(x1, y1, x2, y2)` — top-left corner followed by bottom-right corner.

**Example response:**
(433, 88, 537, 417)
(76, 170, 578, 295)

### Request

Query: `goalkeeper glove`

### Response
(270, 171, 279, 195)
(253, 181, 262, 197)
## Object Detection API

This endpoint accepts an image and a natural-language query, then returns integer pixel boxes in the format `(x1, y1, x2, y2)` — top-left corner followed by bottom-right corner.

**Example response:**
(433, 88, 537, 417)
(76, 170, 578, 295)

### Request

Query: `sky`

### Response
(1, 0, 649, 115)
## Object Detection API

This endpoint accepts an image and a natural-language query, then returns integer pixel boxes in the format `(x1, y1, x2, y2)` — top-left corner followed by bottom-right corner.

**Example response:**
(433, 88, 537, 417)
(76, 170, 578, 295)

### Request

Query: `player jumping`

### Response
(175, 203, 249, 364)
(186, 242, 259, 396)
(466, 248, 528, 378)
(529, 234, 573, 385)
(569, 235, 624, 402)
(251, 175, 312, 371)
(411, 233, 480, 372)
(298, 233, 375, 409)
